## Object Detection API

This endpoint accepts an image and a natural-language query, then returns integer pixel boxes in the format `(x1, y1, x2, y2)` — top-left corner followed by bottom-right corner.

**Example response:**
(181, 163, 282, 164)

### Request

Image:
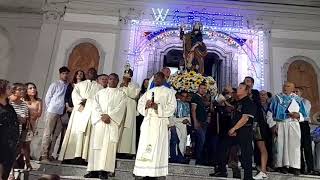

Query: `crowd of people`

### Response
(0, 65, 320, 180)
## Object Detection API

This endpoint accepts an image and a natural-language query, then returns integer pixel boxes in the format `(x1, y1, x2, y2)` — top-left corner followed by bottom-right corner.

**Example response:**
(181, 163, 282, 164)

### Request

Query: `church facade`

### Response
(1, 0, 320, 121)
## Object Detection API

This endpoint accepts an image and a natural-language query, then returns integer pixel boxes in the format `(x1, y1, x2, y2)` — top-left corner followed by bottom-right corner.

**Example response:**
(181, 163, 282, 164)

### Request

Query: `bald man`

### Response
(148, 67, 171, 90)
(266, 82, 308, 175)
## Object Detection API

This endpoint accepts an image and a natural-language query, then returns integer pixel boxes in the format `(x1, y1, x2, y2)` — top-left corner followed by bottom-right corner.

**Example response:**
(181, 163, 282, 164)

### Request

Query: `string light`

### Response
(127, 8, 266, 89)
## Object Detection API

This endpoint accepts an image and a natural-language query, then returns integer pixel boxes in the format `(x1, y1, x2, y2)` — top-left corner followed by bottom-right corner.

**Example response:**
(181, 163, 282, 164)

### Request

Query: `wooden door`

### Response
(287, 60, 320, 121)
(68, 42, 100, 81)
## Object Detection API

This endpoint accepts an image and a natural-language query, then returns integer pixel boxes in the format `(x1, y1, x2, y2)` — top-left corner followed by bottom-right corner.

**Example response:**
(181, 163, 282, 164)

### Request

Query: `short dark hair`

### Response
(199, 82, 207, 87)
(98, 74, 108, 78)
(109, 73, 119, 80)
(245, 76, 254, 84)
(0, 79, 9, 96)
(232, 88, 237, 93)
(239, 82, 250, 92)
(178, 90, 188, 96)
(59, 66, 70, 74)
(12, 83, 25, 92)
(24, 82, 39, 101)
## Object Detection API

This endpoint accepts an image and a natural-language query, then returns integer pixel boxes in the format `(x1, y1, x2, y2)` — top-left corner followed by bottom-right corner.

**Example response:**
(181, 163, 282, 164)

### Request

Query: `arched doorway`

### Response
(287, 60, 320, 119)
(68, 42, 100, 81)
(163, 49, 222, 89)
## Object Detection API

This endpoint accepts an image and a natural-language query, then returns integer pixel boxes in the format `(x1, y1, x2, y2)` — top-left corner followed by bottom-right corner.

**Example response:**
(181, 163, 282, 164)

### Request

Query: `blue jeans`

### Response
(195, 124, 207, 165)
(170, 127, 185, 162)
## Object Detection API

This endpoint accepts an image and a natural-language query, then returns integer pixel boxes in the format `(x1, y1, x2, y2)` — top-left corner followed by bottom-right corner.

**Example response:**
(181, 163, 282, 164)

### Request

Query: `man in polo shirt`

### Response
(212, 82, 256, 180)
(191, 83, 208, 165)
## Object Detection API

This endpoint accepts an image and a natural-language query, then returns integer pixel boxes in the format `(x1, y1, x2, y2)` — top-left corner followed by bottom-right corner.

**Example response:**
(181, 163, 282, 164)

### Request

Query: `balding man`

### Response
(267, 82, 308, 175)
(148, 67, 171, 90)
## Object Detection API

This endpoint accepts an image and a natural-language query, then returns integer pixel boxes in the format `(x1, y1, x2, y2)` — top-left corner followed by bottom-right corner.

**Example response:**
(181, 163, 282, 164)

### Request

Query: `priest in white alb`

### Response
(59, 68, 102, 163)
(134, 72, 177, 178)
(267, 82, 307, 175)
(84, 73, 127, 179)
(118, 64, 140, 155)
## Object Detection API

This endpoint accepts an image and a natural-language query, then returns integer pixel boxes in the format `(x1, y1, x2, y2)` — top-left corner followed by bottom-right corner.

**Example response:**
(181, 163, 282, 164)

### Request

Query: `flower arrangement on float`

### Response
(168, 70, 217, 96)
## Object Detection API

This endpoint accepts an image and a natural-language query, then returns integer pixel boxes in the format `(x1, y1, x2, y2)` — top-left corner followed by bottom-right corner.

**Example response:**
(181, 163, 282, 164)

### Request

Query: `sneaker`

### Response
(253, 171, 268, 179)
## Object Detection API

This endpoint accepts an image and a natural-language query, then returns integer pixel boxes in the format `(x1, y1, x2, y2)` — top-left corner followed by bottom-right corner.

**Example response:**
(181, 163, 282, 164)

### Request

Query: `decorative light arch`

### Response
(127, 8, 268, 90)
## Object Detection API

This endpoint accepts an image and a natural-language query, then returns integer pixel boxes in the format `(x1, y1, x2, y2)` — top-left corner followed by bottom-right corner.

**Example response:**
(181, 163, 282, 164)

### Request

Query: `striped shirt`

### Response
(10, 100, 29, 135)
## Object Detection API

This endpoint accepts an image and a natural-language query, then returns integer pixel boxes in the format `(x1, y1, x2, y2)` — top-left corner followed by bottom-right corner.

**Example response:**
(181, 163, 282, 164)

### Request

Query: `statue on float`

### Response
(168, 22, 217, 96)
(179, 22, 208, 75)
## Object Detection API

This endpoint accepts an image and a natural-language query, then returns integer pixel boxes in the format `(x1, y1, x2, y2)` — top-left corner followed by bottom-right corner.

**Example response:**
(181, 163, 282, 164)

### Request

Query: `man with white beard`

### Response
(58, 68, 102, 164)
(267, 82, 307, 175)
(134, 72, 177, 178)
(84, 73, 126, 179)
(117, 66, 140, 156)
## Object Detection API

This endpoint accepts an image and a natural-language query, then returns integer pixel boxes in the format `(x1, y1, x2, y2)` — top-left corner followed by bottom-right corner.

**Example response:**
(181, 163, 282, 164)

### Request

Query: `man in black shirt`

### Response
(244, 76, 260, 105)
(191, 83, 208, 165)
(211, 82, 256, 180)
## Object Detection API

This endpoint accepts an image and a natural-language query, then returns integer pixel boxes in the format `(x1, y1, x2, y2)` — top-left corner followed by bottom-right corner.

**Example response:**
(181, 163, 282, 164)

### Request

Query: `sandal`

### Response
(26, 163, 33, 171)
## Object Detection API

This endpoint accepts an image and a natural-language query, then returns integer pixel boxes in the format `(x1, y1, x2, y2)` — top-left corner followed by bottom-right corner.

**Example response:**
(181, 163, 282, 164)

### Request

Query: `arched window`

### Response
(68, 42, 100, 79)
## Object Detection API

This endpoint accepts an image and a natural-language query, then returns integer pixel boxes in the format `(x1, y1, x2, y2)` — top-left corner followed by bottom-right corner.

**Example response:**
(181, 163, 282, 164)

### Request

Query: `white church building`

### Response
(1, 0, 320, 157)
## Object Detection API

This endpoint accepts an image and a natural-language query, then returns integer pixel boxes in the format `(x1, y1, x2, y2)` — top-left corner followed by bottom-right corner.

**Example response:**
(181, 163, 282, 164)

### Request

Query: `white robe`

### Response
(133, 86, 177, 177)
(169, 117, 190, 156)
(58, 80, 102, 161)
(267, 112, 303, 169)
(118, 82, 140, 154)
(87, 87, 126, 172)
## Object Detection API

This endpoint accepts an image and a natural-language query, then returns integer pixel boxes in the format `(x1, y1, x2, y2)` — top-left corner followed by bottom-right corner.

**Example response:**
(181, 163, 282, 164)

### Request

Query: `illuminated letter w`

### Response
(152, 8, 169, 21)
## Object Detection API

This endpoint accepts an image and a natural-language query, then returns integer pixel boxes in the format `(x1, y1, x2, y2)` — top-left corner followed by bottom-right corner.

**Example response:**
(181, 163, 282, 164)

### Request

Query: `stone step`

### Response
(31, 159, 320, 180)
(30, 170, 235, 180)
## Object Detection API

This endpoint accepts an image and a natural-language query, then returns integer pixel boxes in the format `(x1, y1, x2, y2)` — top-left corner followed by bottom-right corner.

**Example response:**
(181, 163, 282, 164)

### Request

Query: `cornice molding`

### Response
(61, 21, 120, 34)
(271, 38, 320, 50)
(69, 0, 320, 16)
(63, 0, 320, 31)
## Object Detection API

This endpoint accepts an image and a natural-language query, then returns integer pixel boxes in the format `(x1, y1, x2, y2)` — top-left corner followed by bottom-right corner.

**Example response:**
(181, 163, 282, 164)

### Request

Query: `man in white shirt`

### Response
(40, 66, 70, 162)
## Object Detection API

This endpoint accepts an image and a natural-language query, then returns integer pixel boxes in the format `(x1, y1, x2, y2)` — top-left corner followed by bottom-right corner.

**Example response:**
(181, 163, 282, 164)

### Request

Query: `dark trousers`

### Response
(217, 135, 238, 171)
(206, 135, 219, 166)
(300, 121, 314, 172)
(217, 127, 253, 180)
(169, 127, 185, 162)
(195, 125, 207, 165)
(136, 115, 144, 151)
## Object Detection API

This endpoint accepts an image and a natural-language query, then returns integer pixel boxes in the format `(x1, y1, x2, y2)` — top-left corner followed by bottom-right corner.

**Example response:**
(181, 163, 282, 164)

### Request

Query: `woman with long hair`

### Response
(66, 70, 86, 116)
(9, 83, 31, 170)
(0, 79, 19, 180)
(57, 70, 86, 159)
(24, 82, 42, 167)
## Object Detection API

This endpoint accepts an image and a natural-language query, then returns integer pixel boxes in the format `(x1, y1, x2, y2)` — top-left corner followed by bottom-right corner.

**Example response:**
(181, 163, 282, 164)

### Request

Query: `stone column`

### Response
(29, 3, 65, 159)
(29, 4, 65, 98)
